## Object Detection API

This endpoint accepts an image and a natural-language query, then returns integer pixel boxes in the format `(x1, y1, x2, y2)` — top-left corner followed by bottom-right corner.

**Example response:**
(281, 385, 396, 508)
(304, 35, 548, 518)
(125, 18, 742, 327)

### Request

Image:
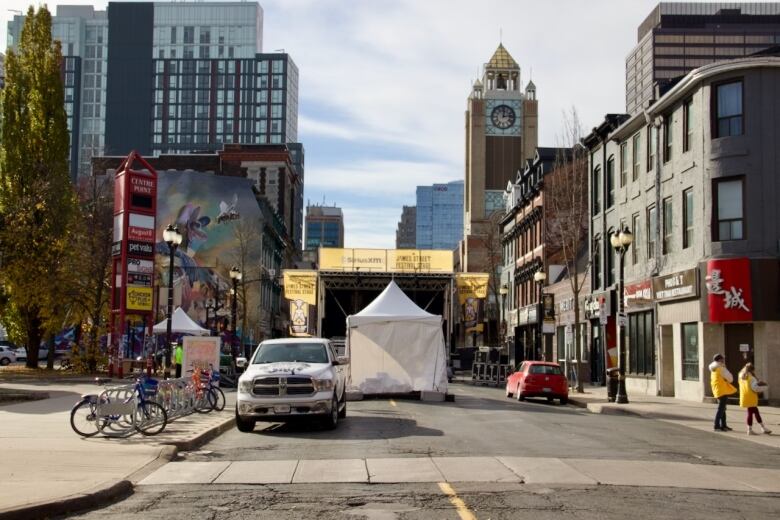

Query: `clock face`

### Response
(491, 104, 516, 129)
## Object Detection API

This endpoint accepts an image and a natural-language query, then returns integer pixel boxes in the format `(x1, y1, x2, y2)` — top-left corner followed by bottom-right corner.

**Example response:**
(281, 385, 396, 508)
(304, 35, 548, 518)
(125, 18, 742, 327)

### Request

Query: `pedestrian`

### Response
(738, 362, 772, 435)
(174, 342, 183, 378)
(709, 354, 737, 432)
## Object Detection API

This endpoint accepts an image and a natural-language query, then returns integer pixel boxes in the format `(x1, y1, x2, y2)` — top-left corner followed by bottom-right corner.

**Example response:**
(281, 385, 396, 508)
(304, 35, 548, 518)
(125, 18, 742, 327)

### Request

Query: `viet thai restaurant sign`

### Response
(653, 268, 699, 302)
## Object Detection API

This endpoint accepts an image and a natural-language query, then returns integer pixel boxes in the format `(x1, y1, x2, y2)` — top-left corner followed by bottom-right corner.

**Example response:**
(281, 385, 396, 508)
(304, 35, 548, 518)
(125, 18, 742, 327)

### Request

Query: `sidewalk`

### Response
(568, 385, 780, 449)
(0, 380, 235, 519)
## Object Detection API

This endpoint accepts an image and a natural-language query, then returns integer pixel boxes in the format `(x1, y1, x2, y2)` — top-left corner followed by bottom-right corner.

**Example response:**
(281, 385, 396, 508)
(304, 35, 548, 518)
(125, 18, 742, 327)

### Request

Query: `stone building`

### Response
(586, 55, 780, 403)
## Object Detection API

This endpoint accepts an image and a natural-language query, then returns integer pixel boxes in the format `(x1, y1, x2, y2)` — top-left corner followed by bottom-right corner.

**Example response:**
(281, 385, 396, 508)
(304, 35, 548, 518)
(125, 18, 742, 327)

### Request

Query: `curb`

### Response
(0, 480, 133, 520)
(567, 397, 647, 418)
(0, 417, 234, 519)
(164, 415, 236, 451)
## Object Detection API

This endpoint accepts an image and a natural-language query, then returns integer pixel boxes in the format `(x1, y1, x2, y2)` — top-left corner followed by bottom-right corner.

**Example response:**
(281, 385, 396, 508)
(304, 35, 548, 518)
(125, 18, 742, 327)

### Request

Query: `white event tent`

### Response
(152, 307, 210, 335)
(346, 281, 448, 395)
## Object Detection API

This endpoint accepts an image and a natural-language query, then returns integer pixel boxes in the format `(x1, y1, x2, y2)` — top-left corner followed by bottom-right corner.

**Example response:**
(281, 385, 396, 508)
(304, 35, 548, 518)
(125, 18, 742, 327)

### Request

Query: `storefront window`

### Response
(556, 326, 566, 362)
(682, 322, 698, 381)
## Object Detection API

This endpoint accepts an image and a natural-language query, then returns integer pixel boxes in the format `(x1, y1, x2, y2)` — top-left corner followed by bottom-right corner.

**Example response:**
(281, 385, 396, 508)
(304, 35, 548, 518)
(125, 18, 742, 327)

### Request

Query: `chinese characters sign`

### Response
(706, 258, 752, 322)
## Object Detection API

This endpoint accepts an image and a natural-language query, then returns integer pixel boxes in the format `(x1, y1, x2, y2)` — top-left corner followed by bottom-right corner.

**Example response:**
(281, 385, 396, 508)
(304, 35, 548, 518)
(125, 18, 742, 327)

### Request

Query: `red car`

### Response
(505, 361, 568, 405)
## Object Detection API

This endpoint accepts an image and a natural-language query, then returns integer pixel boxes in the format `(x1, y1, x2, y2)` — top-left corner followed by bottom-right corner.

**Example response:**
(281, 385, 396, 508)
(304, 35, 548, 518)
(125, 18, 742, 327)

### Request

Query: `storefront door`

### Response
(724, 323, 754, 385)
(590, 322, 604, 385)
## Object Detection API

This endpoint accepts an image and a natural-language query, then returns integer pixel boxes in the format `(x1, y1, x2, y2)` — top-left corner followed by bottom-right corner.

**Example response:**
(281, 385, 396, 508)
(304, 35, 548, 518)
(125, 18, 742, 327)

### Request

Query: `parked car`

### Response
(235, 338, 348, 432)
(505, 361, 568, 405)
(14, 346, 57, 362)
(0, 345, 17, 365)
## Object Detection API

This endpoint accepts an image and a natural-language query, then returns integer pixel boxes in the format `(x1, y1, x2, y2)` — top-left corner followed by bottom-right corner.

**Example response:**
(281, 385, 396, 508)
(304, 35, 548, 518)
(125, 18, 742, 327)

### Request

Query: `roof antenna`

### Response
(499, 27, 503, 44)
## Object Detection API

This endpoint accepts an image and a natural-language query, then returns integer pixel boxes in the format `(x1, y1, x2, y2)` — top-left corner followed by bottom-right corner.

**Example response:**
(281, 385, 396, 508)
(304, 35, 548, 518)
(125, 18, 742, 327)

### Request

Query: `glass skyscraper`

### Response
(7, 2, 298, 181)
(305, 205, 344, 250)
(415, 180, 464, 250)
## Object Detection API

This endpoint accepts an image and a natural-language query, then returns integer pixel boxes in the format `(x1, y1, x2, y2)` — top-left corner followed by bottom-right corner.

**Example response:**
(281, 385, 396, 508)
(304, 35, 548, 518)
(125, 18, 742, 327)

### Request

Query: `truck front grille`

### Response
(252, 375, 315, 397)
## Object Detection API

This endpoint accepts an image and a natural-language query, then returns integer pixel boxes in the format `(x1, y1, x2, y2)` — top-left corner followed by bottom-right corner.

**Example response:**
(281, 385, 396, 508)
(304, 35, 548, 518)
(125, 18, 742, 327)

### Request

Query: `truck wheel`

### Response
(322, 394, 339, 430)
(338, 393, 347, 419)
(235, 406, 256, 433)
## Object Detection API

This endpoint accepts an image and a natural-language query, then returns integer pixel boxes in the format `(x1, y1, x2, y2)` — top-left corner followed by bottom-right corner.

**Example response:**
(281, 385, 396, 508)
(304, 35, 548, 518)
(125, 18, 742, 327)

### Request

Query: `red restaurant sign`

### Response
(705, 258, 753, 322)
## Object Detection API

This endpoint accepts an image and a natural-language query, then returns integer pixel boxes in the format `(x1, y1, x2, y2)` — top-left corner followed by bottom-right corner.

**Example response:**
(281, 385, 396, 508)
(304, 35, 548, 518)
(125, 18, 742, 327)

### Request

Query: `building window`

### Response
(631, 213, 640, 265)
(592, 237, 601, 290)
(647, 205, 657, 259)
(592, 166, 601, 215)
(606, 156, 615, 208)
(632, 133, 641, 181)
(683, 98, 693, 152)
(663, 115, 672, 163)
(646, 125, 656, 172)
(682, 322, 699, 381)
(556, 326, 566, 362)
(628, 311, 655, 376)
(714, 177, 744, 241)
(662, 197, 672, 254)
(620, 142, 628, 188)
(606, 228, 615, 286)
(714, 80, 743, 138)
(683, 188, 693, 249)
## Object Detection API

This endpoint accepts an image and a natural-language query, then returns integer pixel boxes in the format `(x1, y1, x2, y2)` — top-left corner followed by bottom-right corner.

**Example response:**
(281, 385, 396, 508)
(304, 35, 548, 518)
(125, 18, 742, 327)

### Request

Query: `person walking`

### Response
(174, 342, 183, 378)
(709, 354, 737, 431)
(738, 362, 772, 435)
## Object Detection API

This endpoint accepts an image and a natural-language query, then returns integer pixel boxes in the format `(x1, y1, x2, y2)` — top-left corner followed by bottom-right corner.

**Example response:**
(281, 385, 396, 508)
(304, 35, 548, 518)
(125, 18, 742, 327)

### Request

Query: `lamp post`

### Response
(610, 227, 634, 404)
(205, 298, 215, 334)
(533, 270, 546, 361)
(229, 266, 242, 358)
(162, 224, 183, 378)
(499, 283, 508, 351)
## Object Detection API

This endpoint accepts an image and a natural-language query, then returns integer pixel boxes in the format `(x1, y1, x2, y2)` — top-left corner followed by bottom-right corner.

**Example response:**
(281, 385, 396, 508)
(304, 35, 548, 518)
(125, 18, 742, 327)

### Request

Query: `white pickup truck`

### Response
(235, 338, 348, 432)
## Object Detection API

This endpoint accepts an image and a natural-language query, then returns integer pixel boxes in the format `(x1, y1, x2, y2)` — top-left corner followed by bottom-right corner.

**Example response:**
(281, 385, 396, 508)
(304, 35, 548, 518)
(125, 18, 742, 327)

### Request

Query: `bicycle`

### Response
(188, 367, 218, 413)
(70, 376, 168, 437)
(202, 365, 226, 412)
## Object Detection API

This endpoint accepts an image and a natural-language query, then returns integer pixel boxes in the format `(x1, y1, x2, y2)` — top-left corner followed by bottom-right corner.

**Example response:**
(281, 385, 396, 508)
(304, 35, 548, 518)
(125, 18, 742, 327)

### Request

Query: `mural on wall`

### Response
(155, 171, 263, 330)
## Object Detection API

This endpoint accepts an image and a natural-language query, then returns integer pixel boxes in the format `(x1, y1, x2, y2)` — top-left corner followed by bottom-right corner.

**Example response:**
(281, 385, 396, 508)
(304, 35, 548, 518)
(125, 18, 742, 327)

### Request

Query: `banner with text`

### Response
(318, 248, 453, 273)
(456, 273, 490, 334)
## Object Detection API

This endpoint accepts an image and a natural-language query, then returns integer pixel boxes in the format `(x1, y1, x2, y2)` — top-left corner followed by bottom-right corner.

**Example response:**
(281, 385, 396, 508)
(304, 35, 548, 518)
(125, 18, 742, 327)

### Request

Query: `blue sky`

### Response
(2, 0, 698, 247)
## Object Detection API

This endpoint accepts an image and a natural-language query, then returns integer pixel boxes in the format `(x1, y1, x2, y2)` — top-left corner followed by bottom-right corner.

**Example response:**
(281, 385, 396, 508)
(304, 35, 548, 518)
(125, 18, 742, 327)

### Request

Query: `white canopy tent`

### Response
(152, 307, 210, 335)
(346, 281, 448, 395)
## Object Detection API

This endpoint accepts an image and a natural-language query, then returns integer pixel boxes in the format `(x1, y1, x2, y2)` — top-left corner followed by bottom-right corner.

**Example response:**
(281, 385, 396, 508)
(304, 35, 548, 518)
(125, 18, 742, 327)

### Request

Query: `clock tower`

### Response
(461, 43, 537, 272)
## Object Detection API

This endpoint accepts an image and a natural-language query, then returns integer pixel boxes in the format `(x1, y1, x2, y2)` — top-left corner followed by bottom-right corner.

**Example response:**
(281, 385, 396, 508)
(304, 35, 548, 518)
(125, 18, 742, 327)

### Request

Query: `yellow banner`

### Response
(319, 248, 453, 273)
(126, 287, 153, 311)
(283, 270, 318, 305)
(455, 273, 490, 305)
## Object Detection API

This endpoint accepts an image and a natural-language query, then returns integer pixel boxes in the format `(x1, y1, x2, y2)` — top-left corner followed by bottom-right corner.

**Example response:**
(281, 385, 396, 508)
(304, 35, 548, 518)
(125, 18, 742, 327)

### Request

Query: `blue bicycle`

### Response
(70, 376, 168, 437)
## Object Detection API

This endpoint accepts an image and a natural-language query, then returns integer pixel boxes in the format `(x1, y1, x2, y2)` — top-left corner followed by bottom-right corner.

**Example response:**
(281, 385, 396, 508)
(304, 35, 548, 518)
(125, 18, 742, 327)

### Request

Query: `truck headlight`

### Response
(312, 378, 334, 392)
(238, 379, 253, 393)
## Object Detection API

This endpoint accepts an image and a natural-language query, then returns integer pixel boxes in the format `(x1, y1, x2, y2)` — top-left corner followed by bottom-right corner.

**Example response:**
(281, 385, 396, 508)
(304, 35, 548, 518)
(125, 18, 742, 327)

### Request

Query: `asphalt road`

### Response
(70, 383, 780, 519)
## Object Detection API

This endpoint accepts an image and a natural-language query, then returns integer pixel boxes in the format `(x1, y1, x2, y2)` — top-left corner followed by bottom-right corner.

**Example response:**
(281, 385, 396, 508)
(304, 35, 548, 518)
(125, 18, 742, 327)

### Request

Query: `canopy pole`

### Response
(332, 292, 350, 318)
(422, 291, 438, 311)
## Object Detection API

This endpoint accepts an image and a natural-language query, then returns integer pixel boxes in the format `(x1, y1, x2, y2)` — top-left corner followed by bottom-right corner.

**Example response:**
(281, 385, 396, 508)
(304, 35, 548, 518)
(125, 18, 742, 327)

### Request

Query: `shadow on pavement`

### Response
(0, 390, 83, 414)
(254, 415, 444, 440)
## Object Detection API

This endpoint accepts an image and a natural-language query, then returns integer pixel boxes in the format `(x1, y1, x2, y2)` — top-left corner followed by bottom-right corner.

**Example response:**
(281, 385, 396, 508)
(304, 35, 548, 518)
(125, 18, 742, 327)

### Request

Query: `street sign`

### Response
(617, 312, 628, 328)
(599, 304, 608, 325)
(565, 324, 573, 347)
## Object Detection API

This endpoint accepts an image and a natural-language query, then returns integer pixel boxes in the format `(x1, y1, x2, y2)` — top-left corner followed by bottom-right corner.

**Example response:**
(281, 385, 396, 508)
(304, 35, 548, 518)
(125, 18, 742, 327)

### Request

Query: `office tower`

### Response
(416, 181, 463, 250)
(305, 205, 344, 250)
(7, 2, 298, 182)
(626, 2, 780, 114)
(396, 206, 417, 249)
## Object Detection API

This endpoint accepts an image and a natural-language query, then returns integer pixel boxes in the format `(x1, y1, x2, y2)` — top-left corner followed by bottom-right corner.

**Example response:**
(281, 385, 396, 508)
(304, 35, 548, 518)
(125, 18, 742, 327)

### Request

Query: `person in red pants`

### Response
(738, 362, 772, 435)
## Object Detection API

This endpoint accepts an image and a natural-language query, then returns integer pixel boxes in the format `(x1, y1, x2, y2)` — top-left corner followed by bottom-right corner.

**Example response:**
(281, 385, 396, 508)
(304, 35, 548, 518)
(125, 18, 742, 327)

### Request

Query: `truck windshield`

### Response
(252, 343, 329, 364)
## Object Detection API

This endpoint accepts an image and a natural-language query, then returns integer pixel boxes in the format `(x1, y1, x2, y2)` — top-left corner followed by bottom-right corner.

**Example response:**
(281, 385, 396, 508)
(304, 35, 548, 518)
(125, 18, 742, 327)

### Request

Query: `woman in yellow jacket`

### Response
(710, 354, 737, 431)
(738, 363, 772, 435)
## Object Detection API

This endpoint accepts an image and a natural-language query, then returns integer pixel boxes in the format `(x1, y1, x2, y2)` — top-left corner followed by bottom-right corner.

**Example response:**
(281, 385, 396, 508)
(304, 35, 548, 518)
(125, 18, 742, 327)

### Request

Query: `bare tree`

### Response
(230, 219, 263, 345)
(483, 211, 505, 346)
(545, 108, 591, 393)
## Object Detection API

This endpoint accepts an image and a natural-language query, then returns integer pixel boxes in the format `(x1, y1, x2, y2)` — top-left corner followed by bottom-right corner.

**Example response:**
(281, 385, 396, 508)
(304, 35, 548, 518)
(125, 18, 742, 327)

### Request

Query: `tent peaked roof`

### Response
(354, 281, 436, 319)
(153, 307, 209, 335)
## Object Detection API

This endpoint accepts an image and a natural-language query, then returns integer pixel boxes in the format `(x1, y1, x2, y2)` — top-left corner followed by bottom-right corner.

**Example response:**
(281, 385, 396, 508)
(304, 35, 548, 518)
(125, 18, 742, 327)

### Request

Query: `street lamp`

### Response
(499, 284, 508, 350)
(163, 224, 183, 378)
(205, 297, 216, 334)
(533, 269, 546, 361)
(610, 227, 634, 404)
(229, 266, 242, 358)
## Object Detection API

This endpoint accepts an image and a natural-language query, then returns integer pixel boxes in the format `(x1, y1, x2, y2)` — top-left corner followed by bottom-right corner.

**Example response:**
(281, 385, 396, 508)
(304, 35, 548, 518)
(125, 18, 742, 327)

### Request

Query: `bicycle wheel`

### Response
(194, 387, 218, 413)
(70, 399, 100, 437)
(135, 401, 168, 436)
(212, 386, 226, 411)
